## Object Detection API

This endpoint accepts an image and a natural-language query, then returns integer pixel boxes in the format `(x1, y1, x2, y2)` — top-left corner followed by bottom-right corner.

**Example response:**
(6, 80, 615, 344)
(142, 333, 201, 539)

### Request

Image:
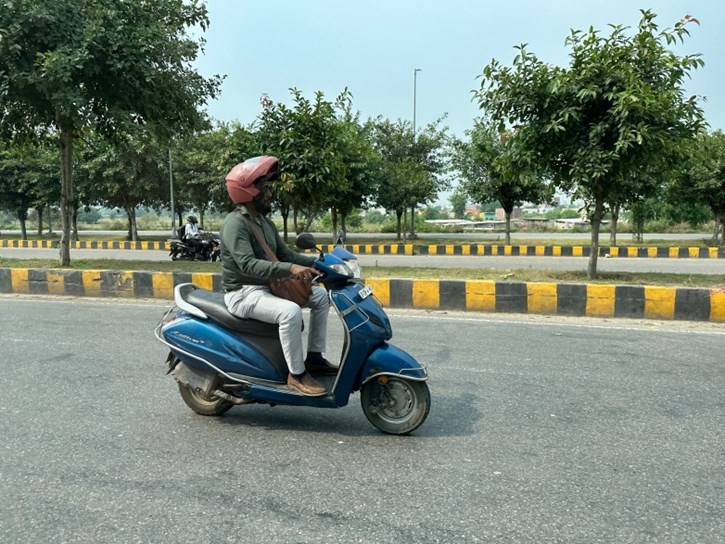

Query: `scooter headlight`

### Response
(344, 259, 362, 279)
(329, 263, 354, 277)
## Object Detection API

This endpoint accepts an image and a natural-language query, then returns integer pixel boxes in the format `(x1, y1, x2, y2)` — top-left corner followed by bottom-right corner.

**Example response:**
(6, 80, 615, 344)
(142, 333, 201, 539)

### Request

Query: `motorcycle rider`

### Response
(219, 156, 337, 396)
(181, 215, 204, 258)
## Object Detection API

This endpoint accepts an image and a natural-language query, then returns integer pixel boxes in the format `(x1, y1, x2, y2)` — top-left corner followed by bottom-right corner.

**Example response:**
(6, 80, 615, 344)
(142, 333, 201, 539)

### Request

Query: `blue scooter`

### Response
(154, 233, 430, 435)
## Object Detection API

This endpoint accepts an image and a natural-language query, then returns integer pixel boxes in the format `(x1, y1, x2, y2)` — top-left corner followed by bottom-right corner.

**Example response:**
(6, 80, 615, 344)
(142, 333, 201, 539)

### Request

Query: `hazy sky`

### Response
(194, 0, 725, 138)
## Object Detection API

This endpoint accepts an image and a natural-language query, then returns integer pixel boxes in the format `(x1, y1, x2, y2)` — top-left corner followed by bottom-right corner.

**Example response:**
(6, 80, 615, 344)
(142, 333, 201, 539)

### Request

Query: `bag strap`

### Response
(243, 215, 279, 262)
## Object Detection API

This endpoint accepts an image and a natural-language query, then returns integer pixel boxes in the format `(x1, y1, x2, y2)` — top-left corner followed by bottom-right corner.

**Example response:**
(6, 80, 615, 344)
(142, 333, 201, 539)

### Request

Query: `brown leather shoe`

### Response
(304, 357, 339, 375)
(287, 373, 326, 396)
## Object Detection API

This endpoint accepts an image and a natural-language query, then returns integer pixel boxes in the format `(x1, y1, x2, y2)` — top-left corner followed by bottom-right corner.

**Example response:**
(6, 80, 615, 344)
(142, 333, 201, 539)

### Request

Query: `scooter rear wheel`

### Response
(361, 377, 430, 435)
(177, 383, 233, 416)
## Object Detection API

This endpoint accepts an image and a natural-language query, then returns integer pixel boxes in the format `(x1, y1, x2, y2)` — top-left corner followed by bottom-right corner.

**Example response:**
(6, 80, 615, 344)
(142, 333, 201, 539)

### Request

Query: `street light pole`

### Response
(413, 68, 421, 136)
(411, 68, 422, 237)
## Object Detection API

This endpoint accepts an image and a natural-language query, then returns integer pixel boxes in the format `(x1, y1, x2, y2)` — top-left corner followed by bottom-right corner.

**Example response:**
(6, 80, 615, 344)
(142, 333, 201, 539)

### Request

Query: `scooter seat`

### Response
(184, 288, 280, 338)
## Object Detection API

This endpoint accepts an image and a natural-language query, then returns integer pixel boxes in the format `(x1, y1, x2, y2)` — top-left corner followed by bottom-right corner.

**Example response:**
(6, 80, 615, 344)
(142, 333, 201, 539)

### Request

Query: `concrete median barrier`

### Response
(1, 267, 723, 322)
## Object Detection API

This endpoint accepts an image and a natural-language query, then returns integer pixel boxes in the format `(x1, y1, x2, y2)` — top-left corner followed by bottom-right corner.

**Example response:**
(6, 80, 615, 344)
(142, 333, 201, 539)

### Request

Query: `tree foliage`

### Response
(76, 131, 168, 241)
(327, 107, 382, 237)
(172, 123, 248, 226)
(0, 142, 59, 239)
(255, 89, 350, 237)
(370, 117, 449, 239)
(0, 0, 221, 263)
(672, 131, 725, 244)
(475, 10, 705, 277)
(453, 119, 550, 244)
(449, 190, 467, 219)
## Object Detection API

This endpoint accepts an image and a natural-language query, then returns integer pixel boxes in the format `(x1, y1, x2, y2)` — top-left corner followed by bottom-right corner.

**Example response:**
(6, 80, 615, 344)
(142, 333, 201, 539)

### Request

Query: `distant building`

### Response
(495, 207, 523, 221)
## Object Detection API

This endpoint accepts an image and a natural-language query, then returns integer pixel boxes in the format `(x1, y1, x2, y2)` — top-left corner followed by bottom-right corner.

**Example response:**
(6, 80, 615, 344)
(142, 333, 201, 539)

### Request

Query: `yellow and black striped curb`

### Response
(0, 240, 170, 250)
(313, 243, 724, 259)
(1, 239, 722, 258)
(2, 268, 723, 322)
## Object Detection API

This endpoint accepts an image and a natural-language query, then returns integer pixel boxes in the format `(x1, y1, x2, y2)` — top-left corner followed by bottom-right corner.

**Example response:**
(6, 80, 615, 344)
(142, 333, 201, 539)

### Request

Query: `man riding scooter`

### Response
(219, 156, 338, 397)
(155, 157, 431, 433)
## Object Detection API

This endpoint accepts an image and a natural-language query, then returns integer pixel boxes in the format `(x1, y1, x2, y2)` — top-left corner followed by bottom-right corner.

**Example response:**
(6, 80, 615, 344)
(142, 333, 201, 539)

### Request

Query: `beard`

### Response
(252, 192, 272, 215)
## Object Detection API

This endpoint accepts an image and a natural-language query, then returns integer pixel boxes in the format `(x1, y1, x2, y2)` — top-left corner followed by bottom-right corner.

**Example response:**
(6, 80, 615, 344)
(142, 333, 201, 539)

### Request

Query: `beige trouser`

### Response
(224, 285, 329, 375)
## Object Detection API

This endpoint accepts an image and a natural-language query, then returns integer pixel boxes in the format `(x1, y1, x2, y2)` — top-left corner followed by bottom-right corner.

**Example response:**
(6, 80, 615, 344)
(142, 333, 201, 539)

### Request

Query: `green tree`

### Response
(449, 190, 467, 219)
(173, 123, 244, 228)
(453, 120, 550, 244)
(0, 148, 35, 238)
(256, 89, 350, 239)
(77, 132, 168, 241)
(327, 108, 381, 239)
(475, 10, 705, 278)
(673, 131, 725, 244)
(0, 0, 221, 264)
(25, 144, 62, 237)
(370, 118, 449, 239)
(0, 141, 60, 239)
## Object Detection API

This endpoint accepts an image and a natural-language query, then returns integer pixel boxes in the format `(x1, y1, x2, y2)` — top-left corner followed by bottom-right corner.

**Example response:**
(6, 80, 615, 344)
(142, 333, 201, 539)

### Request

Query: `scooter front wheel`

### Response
(361, 377, 430, 435)
(177, 383, 233, 416)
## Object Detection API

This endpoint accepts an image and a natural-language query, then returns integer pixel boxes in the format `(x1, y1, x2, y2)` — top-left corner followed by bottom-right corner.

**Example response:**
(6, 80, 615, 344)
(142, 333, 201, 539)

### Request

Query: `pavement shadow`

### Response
(211, 391, 482, 439)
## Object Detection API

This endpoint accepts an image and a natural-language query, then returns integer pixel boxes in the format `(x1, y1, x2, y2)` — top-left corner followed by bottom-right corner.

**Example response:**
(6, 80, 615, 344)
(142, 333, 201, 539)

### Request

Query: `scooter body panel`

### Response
(358, 343, 428, 385)
(243, 383, 341, 408)
(163, 313, 286, 382)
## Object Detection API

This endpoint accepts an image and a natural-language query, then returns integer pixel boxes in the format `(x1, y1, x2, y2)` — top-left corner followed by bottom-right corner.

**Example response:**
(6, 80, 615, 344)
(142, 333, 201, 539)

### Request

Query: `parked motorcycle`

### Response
(154, 233, 430, 435)
(169, 232, 220, 262)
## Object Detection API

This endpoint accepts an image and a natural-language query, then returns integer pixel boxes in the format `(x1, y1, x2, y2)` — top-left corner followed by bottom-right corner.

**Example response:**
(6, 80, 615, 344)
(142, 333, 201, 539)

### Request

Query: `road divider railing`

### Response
(2, 267, 723, 322)
(1, 239, 722, 258)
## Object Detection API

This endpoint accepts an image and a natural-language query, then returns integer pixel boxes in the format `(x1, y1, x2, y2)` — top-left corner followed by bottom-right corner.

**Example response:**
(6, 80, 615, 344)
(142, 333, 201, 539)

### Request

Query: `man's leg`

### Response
(306, 286, 329, 354)
(225, 286, 306, 375)
(304, 286, 338, 374)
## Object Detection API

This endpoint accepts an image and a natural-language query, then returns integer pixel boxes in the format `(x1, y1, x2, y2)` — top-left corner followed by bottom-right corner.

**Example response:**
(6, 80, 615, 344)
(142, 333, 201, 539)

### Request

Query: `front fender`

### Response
(358, 343, 428, 387)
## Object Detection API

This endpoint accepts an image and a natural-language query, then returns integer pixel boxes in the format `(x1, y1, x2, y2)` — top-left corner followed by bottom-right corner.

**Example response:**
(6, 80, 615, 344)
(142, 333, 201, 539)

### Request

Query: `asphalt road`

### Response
(3, 246, 725, 275)
(2, 295, 723, 543)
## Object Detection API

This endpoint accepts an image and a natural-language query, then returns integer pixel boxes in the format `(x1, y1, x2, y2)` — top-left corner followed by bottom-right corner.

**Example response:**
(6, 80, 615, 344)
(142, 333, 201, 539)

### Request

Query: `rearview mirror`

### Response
(295, 232, 317, 250)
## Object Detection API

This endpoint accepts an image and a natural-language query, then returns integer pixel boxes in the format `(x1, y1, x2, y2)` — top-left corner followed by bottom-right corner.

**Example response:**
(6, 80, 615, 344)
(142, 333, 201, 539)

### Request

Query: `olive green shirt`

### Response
(219, 206, 315, 292)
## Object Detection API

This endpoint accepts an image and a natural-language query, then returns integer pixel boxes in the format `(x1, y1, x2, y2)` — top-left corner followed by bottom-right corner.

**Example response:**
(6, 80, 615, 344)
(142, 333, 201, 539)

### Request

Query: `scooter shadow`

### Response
(212, 392, 482, 438)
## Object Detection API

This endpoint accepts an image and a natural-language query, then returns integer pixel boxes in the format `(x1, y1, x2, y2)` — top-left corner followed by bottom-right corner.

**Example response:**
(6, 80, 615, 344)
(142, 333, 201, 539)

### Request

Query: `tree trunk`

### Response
(293, 208, 299, 234)
(58, 126, 74, 266)
(126, 206, 139, 241)
(410, 205, 416, 236)
(719, 212, 725, 247)
(281, 210, 289, 242)
(396, 210, 403, 240)
(18, 212, 27, 240)
(610, 204, 619, 246)
(331, 208, 338, 240)
(341, 212, 347, 234)
(504, 209, 512, 246)
(587, 196, 605, 280)
(72, 205, 79, 242)
(713, 215, 719, 244)
(47, 203, 54, 234)
(36, 206, 44, 237)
